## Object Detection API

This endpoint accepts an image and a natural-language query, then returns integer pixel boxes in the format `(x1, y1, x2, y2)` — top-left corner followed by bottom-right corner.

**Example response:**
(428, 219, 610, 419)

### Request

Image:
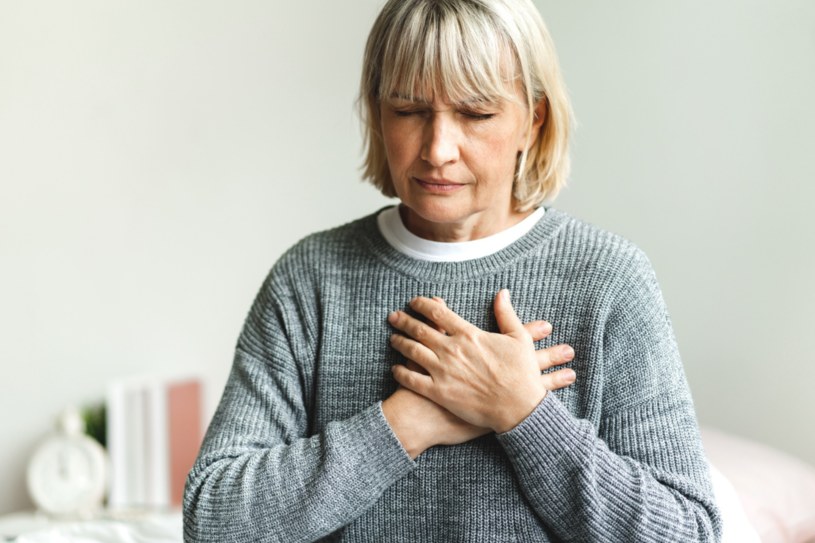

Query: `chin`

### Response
(402, 200, 474, 226)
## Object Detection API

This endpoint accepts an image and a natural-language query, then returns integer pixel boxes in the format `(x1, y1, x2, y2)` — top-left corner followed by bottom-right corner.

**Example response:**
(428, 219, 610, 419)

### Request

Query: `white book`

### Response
(145, 377, 170, 509)
(126, 382, 146, 506)
(106, 381, 128, 507)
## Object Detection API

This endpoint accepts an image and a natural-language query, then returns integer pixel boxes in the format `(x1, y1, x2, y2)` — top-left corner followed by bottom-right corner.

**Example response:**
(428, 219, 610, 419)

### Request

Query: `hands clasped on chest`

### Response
(381, 289, 576, 459)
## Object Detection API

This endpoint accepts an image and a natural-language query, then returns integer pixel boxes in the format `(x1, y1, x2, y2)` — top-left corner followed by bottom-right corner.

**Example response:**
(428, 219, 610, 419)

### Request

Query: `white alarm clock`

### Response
(27, 407, 109, 518)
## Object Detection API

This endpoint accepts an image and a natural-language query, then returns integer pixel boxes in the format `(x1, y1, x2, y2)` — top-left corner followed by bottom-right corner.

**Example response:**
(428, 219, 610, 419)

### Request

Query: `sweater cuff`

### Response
(496, 392, 591, 472)
(337, 402, 415, 491)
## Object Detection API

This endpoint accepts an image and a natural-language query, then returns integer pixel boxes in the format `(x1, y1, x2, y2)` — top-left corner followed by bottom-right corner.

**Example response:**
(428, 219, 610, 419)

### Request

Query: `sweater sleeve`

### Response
(182, 267, 415, 543)
(496, 249, 722, 542)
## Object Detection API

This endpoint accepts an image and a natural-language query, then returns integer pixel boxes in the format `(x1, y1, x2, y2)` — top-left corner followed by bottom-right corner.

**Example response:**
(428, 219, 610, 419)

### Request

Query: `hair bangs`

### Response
(377, 2, 518, 105)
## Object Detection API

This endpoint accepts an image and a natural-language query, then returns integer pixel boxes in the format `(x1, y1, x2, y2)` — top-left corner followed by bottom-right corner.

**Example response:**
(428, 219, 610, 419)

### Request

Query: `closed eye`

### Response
(461, 111, 495, 121)
(393, 109, 424, 117)
(389, 107, 494, 120)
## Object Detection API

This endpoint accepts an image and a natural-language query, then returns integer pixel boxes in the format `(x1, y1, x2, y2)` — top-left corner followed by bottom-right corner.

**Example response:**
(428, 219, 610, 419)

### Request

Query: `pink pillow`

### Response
(702, 426, 815, 543)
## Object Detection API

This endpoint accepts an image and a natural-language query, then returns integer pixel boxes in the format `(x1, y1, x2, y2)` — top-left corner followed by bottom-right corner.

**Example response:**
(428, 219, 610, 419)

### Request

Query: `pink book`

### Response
(166, 379, 203, 507)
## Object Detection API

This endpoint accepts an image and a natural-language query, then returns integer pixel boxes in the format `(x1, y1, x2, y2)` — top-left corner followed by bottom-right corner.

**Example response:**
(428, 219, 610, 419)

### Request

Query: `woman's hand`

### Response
(388, 290, 570, 433)
(383, 296, 575, 457)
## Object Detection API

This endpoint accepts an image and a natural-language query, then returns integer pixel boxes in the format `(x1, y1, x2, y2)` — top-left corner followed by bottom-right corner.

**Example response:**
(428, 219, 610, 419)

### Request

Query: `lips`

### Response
(412, 177, 466, 193)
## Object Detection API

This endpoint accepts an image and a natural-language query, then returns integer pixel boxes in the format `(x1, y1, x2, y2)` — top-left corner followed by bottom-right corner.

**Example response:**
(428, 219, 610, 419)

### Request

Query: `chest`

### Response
(301, 268, 610, 434)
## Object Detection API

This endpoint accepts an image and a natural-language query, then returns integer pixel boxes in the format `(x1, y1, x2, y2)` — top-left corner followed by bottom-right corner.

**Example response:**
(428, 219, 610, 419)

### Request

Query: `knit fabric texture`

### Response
(183, 207, 722, 542)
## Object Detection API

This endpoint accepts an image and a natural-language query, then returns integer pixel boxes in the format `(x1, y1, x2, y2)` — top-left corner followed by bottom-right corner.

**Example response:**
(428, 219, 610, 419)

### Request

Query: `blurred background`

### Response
(1, 0, 813, 514)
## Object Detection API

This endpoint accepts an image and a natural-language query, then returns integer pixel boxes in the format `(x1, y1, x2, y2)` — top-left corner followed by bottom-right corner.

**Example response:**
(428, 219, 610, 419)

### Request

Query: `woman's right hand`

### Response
(383, 318, 576, 459)
(383, 385, 487, 459)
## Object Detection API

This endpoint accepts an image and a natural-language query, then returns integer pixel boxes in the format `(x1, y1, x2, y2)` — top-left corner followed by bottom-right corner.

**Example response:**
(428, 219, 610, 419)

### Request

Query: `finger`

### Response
(392, 364, 436, 400)
(493, 289, 526, 336)
(536, 343, 575, 371)
(524, 320, 552, 342)
(389, 333, 439, 370)
(408, 297, 471, 336)
(388, 309, 445, 348)
(430, 297, 448, 336)
(540, 368, 576, 391)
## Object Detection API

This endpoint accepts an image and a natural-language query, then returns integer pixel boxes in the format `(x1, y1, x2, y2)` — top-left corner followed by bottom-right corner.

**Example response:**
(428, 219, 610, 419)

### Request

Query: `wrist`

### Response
(493, 388, 547, 434)
(382, 393, 431, 460)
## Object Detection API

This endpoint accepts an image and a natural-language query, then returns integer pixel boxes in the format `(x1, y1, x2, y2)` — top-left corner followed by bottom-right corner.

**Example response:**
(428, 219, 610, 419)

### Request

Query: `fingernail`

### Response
(388, 311, 398, 323)
(565, 369, 576, 383)
(541, 321, 552, 332)
(502, 289, 510, 300)
(562, 345, 575, 358)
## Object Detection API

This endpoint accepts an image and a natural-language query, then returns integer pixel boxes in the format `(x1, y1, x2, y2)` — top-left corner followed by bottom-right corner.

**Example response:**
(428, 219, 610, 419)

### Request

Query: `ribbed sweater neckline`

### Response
(356, 206, 570, 283)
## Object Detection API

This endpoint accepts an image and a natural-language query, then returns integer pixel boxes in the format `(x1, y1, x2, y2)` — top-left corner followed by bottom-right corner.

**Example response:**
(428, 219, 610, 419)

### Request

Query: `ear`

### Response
(521, 98, 547, 151)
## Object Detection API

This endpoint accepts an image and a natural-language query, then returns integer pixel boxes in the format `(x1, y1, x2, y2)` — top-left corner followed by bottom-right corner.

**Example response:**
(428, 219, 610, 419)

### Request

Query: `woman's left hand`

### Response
(388, 290, 555, 433)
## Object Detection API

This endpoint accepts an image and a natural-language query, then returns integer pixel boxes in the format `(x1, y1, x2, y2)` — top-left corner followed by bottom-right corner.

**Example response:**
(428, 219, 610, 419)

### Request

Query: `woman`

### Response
(184, 0, 721, 541)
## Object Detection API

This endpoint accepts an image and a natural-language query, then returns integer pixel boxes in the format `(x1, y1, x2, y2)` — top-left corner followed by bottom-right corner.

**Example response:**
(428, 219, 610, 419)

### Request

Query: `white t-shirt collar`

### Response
(377, 205, 546, 263)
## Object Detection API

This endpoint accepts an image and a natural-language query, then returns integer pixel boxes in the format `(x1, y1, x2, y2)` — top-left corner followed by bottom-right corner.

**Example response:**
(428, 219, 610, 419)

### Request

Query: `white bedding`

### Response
(0, 511, 181, 543)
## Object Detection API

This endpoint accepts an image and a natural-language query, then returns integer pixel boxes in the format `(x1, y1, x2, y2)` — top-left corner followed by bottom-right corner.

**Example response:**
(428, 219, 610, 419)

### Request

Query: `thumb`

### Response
(494, 289, 525, 336)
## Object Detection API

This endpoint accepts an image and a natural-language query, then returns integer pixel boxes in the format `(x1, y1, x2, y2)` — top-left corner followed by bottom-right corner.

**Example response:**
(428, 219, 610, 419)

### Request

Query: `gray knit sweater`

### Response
(183, 207, 722, 542)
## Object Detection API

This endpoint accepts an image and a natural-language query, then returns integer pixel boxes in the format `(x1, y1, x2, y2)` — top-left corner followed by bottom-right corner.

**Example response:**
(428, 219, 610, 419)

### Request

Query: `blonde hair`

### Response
(359, 0, 573, 210)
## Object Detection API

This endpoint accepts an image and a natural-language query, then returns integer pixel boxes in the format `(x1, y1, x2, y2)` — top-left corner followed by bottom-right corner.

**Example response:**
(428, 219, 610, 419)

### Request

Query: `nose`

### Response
(420, 113, 460, 167)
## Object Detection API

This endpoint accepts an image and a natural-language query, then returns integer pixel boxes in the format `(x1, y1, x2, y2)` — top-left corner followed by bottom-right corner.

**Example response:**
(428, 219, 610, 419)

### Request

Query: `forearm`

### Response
(182, 339, 414, 542)
(184, 402, 414, 543)
(497, 394, 721, 542)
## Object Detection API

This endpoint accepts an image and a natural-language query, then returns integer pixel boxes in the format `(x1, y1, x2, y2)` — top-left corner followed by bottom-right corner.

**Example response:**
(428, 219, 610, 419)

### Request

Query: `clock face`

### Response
(27, 435, 107, 516)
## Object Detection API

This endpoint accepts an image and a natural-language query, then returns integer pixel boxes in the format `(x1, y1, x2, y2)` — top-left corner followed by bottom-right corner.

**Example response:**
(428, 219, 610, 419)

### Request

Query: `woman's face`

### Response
(379, 86, 543, 242)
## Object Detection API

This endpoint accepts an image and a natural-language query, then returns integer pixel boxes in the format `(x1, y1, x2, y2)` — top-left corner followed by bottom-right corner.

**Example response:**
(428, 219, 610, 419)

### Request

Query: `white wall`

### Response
(539, 0, 815, 464)
(1, 0, 812, 515)
(0, 0, 390, 514)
